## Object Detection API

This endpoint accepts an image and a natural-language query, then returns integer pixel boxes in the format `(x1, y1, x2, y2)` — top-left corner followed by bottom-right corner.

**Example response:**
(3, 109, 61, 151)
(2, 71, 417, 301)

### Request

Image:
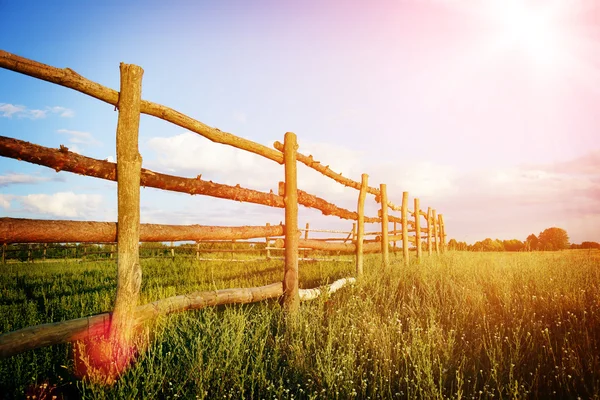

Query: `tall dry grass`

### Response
(1, 250, 599, 399)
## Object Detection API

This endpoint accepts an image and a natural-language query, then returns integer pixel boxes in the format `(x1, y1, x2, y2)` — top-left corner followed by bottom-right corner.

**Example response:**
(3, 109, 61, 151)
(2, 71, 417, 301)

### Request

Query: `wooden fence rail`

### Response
(0, 50, 447, 367)
(0, 218, 284, 243)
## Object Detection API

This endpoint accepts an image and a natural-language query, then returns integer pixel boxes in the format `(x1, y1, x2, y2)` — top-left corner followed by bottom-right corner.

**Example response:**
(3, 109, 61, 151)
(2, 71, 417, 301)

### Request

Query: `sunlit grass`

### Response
(1, 251, 599, 398)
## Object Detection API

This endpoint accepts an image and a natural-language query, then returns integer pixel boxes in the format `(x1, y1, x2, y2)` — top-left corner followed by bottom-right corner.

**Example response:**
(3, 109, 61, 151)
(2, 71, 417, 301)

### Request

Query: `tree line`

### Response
(448, 227, 599, 252)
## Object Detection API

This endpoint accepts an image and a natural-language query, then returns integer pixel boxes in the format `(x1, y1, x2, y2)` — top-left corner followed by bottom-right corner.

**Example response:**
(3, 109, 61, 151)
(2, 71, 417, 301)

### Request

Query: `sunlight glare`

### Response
(487, 0, 567, 71)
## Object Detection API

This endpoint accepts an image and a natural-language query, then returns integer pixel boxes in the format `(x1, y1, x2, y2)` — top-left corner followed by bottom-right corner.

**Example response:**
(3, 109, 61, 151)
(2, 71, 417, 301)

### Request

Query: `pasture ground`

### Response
(1, 251, 599, 399)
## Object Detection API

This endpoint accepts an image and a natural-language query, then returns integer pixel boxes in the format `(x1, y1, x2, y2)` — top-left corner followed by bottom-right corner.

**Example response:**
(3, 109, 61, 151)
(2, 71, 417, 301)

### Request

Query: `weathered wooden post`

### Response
(427, 207, 433, 256)
(170, 241, 175, 261)
(356, 173, 368, 276)
(414, 198, 422, 263)
(304, 222, 309, 260)
(439, 214, 446, 253)
(196, 241, 200, 260)
(380, 184, 390, 270)
(1, 243, 5, 264)
(282, 132, 299, 313)
(27, 244, 32, 263)
(43, 243, 47, 262)
(401, 192, 409, 266)
(393, 221, 397, 253)
(352, 222, 357, 242)
(109, 63, 144, 358)
(265, 223, 271, 260)
(110, 244, 115, 259)
(432, 209, 439, 255)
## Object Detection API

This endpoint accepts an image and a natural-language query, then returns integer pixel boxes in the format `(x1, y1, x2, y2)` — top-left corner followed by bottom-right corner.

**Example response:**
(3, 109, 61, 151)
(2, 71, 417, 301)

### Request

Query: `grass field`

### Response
(1, 251, 599, 399)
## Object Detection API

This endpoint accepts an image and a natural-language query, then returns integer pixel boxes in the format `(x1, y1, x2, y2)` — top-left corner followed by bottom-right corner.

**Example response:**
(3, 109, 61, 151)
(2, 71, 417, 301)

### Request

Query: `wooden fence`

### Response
(0, 50, 446, 363)
(1, 223, 430, 264)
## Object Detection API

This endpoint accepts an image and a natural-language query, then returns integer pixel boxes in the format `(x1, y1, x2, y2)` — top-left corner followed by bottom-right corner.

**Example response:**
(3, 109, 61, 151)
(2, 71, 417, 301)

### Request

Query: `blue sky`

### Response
(1, 0, 599, 243)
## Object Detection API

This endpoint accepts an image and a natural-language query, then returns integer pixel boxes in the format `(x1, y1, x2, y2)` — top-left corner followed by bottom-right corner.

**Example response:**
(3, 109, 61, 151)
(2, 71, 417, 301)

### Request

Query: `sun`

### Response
(484, 0, 569, 71)
(500, 3, 559, 65)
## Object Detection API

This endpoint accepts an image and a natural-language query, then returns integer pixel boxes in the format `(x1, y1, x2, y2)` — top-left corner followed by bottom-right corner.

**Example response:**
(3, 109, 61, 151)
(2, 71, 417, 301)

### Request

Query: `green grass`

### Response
(1, 251, 599, 399)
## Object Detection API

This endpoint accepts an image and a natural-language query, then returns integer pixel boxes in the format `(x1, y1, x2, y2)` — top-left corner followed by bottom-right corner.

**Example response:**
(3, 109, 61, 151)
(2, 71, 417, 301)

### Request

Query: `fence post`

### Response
(1, 243, 5, 264)
(356, 173, 368, 277)
(304, 222, 309, 260)
(231, 240, 235, 260)
(432, 209, 439, 255)
(380, 184, 390, 270)
(265, 223, 271, 260)
(196, 241, 200, 260)
(282, 132, 299, 314)
(43, 243, 47, 262)
(393, 221, 397, 253)
(427, 207, 432, 256)
(439, 214, 446, 253)
(109, 63, 144, 360)
(402, 192, 409, 266)
(27, 244, 32, 263)
(415, 198, 422, 263)
(352, 222, 357, 242)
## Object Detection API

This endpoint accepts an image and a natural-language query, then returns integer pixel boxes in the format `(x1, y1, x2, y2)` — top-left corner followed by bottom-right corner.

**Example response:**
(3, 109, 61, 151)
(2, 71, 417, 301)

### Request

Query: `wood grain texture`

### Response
(110, 63, 144, 349)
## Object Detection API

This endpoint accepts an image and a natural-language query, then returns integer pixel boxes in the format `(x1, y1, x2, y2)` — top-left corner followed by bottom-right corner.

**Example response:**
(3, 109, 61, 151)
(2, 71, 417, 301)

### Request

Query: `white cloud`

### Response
(0, 103, 25, 117)
(0, 103, 75, 119)
(0, 194, 13, 209)
(28, 109, 47, 119)
(146, 132, 281, 191)
(48, 106, 75, 118)
(20, 192, 103, 218)
(67, 144, 83, 154)
(0, 173, 52, 187)
(56, 129, 101, 153)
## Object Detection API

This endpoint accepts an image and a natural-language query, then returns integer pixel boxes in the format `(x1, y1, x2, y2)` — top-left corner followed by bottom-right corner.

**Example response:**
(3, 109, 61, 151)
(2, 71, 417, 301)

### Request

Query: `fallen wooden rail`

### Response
(299, 277, 355, 300)
(0, 277, 355, 358)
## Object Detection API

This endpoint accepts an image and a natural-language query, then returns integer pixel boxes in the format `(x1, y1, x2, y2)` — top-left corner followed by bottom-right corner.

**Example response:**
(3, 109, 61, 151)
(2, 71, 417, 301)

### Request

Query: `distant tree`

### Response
(503, 239, 525, 252)
(448, 239, 458, 250)
(581, 241, 600, 249)
(495, 239, 505, 251)
(526, 234, 539, 251)
(472, 238, 504, 252)
(538, 227, 569, 251)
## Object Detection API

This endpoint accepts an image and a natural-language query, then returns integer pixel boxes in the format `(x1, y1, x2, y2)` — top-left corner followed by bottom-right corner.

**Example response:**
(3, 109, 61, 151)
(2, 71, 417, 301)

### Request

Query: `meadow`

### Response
(1, 250, 599, 399)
